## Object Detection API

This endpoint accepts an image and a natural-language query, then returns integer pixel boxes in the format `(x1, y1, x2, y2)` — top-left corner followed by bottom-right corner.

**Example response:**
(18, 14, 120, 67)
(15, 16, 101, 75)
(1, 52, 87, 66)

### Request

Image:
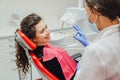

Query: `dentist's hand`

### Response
(73, 25, 90, 47)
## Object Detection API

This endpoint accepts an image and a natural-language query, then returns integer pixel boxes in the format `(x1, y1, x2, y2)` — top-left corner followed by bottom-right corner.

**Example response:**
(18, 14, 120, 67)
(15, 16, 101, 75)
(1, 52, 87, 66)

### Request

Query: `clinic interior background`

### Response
(0, 0, 87, 80)
(0, 0, 79, 37)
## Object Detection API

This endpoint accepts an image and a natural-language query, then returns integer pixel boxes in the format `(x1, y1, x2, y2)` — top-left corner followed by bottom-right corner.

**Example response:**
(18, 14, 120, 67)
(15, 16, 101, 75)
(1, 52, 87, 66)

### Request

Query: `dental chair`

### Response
(15, 30, 82, 80)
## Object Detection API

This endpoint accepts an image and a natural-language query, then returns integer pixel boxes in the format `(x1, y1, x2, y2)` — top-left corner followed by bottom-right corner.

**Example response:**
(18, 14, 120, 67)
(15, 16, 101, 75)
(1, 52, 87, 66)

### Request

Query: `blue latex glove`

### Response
(73, 25, 90, 47)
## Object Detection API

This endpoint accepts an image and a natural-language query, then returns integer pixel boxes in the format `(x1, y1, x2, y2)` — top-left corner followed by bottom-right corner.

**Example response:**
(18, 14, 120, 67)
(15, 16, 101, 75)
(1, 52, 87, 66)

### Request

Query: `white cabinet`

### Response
(0, 37, 19, 80)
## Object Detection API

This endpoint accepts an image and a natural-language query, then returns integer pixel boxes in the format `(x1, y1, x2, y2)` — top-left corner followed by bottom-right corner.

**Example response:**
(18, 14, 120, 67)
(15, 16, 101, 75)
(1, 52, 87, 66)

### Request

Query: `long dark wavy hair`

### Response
(15, 13, 42, 77)
(85, 0, 120, 31)
(85, 0, 120, 20)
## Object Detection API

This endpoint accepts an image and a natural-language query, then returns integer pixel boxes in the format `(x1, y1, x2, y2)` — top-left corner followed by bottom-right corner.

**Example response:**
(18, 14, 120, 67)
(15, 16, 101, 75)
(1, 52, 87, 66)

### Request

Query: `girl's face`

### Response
(33, 20, 51, 46)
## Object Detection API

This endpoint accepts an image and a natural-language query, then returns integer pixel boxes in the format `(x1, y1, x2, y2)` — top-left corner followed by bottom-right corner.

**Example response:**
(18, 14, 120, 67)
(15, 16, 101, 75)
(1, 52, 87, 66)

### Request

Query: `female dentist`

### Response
(73, 0, 120, 80)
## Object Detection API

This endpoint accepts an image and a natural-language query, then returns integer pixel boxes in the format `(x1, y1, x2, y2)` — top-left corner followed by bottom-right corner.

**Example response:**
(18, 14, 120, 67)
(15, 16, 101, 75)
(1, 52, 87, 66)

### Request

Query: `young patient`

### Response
(15, 13, 77, 80)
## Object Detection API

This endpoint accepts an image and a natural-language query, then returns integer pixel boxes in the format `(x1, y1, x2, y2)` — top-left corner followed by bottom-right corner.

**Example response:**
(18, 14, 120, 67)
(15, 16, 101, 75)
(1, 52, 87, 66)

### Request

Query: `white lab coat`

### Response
(74, 23, 120, 80)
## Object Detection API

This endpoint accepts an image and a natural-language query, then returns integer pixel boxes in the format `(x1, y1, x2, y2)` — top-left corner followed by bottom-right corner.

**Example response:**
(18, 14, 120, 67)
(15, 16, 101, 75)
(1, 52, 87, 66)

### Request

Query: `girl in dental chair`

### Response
(15, 13, 77, 80)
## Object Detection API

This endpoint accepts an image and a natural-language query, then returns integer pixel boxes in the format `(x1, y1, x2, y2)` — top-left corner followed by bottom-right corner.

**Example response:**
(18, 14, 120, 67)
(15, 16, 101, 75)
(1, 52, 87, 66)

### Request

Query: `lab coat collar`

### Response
(94, 23, 120, 40)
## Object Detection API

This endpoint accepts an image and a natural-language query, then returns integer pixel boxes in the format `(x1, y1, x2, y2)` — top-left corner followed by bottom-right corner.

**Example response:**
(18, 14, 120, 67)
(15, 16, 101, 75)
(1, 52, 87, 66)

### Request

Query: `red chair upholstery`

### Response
(15, 30, 59, 80)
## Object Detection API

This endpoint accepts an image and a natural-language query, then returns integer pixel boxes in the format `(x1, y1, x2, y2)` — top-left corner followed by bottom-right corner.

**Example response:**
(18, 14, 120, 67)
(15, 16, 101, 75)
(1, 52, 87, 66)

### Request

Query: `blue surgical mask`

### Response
(87, 11, 99, 33)
(88, 20, 99, 32)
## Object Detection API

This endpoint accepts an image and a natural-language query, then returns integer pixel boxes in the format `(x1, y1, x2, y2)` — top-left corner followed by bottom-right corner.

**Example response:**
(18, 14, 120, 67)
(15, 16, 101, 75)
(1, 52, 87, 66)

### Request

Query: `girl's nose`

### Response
(46, 29, 50, 34)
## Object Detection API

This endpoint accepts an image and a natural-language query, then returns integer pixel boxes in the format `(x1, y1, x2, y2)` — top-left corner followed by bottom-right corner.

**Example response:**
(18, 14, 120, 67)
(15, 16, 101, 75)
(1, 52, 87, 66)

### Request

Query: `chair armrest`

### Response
(71, 53, 82, 59)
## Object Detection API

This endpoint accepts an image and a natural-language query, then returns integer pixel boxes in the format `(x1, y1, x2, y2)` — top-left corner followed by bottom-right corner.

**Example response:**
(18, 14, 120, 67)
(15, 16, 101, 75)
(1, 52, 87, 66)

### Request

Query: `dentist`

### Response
(73, 0, 120, 80)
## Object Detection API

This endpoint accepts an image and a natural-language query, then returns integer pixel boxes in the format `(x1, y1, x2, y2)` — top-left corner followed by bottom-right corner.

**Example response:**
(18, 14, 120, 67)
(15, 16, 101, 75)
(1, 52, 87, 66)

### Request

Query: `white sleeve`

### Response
(74, 46, 105, 80)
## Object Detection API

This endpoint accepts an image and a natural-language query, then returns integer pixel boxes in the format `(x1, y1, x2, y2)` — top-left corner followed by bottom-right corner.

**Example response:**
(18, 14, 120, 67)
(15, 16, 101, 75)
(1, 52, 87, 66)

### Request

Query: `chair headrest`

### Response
(15, 30, 37, 51)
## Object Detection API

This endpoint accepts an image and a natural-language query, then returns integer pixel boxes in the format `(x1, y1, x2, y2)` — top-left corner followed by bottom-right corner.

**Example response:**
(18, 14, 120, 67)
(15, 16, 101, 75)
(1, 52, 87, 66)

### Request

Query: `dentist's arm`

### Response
(73, 25, 90, 47)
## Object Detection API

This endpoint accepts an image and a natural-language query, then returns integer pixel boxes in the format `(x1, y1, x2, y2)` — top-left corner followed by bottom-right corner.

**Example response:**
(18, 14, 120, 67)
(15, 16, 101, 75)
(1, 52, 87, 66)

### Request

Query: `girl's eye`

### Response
(40, 29, 44, 33)
(45, 26, 47, 29)
(40, 25, 47, 33)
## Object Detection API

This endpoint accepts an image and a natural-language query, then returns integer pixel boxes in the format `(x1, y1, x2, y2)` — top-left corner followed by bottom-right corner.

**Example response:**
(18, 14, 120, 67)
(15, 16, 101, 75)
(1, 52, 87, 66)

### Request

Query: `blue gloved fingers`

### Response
(73, 35, 79, 41)
(73, 25, 79, 31)
(74, 35, 84, 44)
(73, 25, 82, 32)
(74, 32, 81, 38)
(73, 31, 90, 47)
(73, 32, 82, 41)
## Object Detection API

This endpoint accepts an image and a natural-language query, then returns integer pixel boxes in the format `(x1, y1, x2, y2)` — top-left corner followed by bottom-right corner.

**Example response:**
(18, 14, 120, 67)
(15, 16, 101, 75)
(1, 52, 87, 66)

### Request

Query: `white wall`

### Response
(0, 0, 77, 37)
